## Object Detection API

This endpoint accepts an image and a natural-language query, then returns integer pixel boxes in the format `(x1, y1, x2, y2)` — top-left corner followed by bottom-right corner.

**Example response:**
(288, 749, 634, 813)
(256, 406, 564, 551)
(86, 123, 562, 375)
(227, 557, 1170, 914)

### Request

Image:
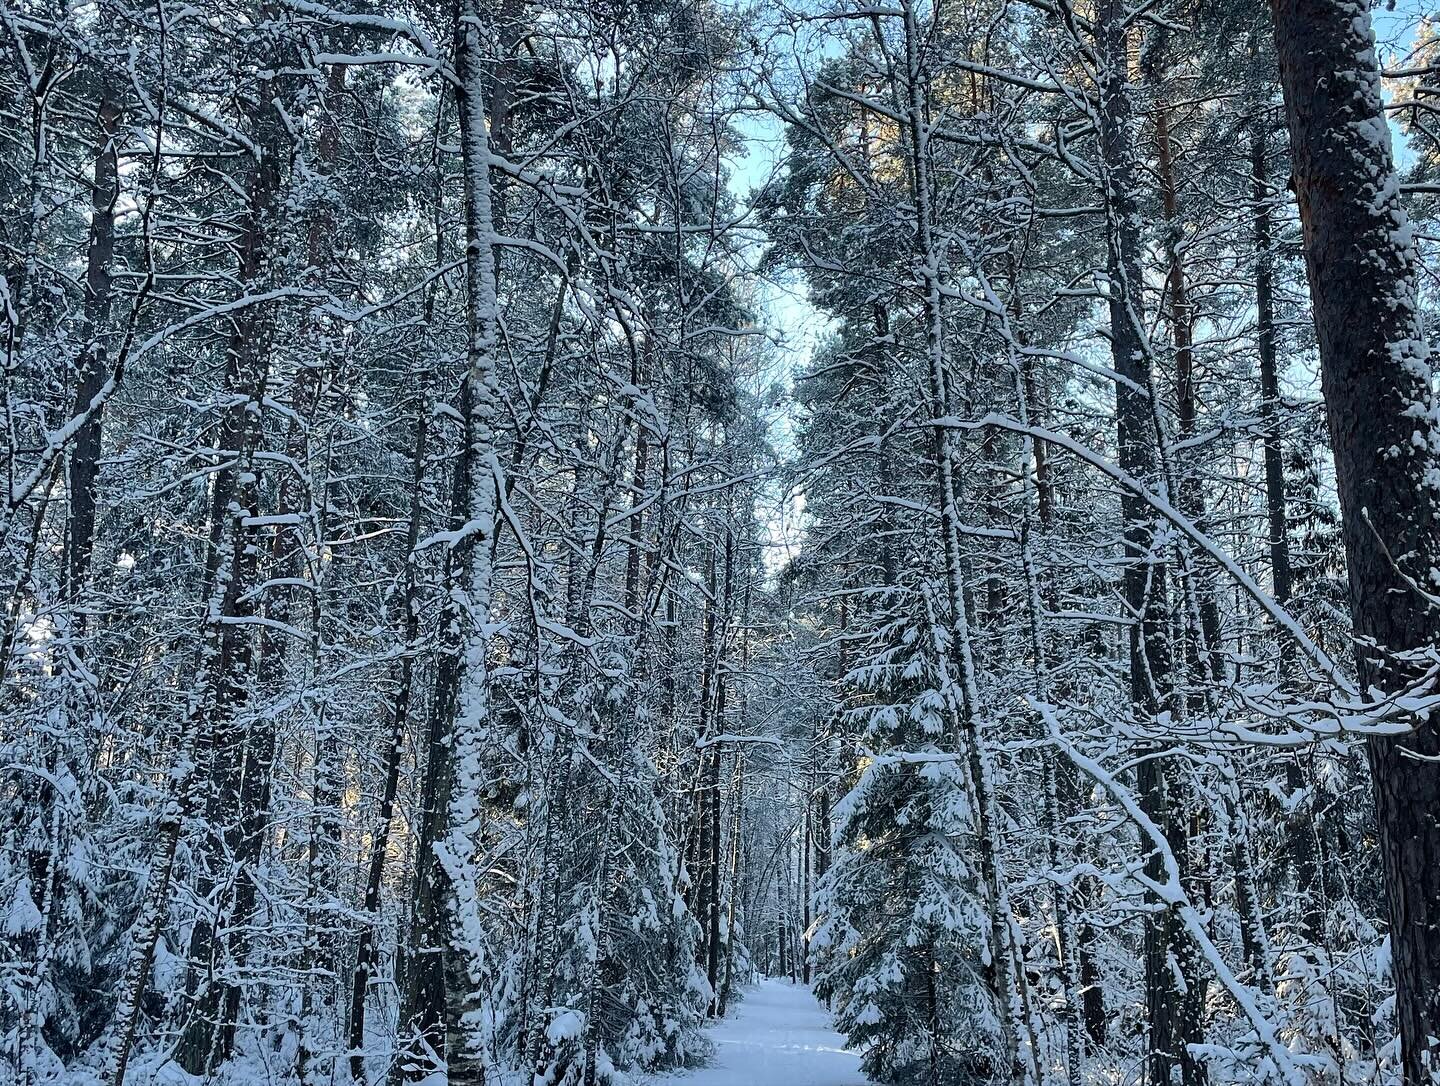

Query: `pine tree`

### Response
(814, 587, 999, 1086)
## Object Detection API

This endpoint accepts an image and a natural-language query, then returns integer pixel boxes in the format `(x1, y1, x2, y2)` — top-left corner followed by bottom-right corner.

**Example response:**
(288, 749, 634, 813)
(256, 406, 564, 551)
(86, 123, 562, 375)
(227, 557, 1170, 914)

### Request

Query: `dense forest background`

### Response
(4, 1, 1440, 1085)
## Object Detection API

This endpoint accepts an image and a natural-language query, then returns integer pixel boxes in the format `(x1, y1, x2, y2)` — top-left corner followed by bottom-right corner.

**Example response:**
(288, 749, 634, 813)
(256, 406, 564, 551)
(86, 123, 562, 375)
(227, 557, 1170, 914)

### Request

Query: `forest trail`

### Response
(665, 979, 870, 1086)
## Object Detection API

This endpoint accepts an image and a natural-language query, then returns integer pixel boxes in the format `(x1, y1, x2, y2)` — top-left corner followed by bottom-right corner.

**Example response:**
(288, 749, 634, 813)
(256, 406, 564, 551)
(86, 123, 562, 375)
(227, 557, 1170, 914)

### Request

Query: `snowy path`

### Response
(663, 978, 870, 1086)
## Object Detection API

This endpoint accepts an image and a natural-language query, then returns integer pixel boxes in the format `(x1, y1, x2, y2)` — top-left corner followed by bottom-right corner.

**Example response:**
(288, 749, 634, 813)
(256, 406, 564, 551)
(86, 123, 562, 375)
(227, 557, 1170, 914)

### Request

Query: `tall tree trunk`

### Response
(110, 126, 282, 1085)
(395, 6, 517, 1072)
(1154, 75, 1270, 989)
(289, 68, 346, 1086)
(1251, 124, 1292, 617)
(1154, 100, 1222, 693)
(1014, 339, 1087, 1086)
(799, 788, 811, 986)
(1270, 6, 1440, 1081)
(1093, 5, 1200, 1083)
(1252, 119, 1325, 944)
(64, 96, 121, 602)
(394, 194, 467, 1086)
(434, 5, 506, 1080)
(896, 1, 1023, 1075)
(719, 751, 744, 1012)
(349, 375, 432, 1084)
(689, 543, 720, 923)
(705, 526, 734, 1010)
(705, 735, 723, 1009)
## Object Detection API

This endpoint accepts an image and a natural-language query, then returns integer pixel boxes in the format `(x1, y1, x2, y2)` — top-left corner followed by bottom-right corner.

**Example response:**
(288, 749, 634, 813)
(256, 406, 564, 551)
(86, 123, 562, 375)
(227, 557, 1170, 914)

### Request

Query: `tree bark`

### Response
(1093, 5, 1200, 1083)
(1270, 5, 1440, 1081)
(64, 96, 121, 601)
(434, 5, 506, 1080)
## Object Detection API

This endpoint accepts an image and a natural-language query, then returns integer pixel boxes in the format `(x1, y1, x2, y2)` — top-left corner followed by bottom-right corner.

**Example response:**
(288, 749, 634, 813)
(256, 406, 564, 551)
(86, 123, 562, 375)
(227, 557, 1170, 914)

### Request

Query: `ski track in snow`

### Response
(659, 978, 870, 1086)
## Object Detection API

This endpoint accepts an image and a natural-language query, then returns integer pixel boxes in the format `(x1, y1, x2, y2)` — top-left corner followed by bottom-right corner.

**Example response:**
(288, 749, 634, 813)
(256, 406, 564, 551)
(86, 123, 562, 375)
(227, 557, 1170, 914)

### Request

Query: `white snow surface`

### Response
(659, 978, 870, 1086)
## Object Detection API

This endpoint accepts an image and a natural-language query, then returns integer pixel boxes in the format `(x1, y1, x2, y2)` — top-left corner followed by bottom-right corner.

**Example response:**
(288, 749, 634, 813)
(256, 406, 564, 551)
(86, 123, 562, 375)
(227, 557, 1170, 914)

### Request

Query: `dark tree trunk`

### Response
(1154, 100, 1222, 693)
(350, 379, 431, 1084)
(1094, 5, 1200, 1084)
(394, 381, 469, 1086)
(176, 132, 282, 1077)
(1270, 5, 1440, 1081)
(1252, 119, 1324, 943)
(1252, 126, 1291, 615)
(65, 96, 121, 601)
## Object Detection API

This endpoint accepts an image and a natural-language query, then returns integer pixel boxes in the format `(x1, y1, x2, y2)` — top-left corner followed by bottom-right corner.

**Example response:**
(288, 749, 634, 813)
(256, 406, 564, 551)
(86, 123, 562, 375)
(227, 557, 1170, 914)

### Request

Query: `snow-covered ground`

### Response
(662, 979, 870, 1086)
